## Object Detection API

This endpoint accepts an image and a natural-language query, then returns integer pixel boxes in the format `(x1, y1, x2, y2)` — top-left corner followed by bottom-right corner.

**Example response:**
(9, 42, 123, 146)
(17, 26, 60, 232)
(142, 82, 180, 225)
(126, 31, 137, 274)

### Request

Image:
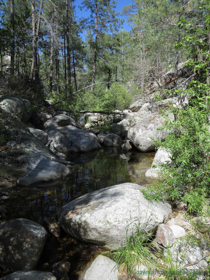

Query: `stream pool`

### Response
(1, 147, 156, 279)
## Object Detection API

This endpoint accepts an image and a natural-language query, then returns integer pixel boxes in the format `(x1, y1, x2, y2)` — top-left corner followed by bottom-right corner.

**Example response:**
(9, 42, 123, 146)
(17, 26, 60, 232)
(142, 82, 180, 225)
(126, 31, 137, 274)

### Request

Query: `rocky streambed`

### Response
(0, 148, 156, 279)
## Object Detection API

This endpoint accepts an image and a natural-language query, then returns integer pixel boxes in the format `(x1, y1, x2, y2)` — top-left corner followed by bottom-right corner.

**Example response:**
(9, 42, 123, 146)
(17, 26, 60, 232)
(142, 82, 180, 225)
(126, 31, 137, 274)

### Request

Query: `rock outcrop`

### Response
(128, 98, 176, 152)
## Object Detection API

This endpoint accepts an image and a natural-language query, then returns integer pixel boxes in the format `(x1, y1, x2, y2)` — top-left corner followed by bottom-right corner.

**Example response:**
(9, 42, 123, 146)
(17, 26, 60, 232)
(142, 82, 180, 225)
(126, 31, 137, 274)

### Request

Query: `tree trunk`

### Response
(73, 51, 77, 91)
(64, 33, 66, 81)
(49, 9, 54, 93)
(10, 0, 14, 76)
(66, 0, 72, 101)
(91, 4, 98, 93)
(30, 0, 43, 80)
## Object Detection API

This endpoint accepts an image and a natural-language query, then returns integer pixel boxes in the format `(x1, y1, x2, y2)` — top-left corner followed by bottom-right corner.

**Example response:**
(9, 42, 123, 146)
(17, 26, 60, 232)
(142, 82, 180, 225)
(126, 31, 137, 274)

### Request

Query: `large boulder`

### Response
(0, 219, 47, 271)
(45, 114, 80, 129)
(145, 148, 171, 179)
(17, 158, 70, 186)
(59, 183, 172, 250)
(80, 255, 118, 280)
(128, 98, 176, 152)
(0, 95, 31, 122)
(45, 115, 101, 153)
(0, 271, 56, 280)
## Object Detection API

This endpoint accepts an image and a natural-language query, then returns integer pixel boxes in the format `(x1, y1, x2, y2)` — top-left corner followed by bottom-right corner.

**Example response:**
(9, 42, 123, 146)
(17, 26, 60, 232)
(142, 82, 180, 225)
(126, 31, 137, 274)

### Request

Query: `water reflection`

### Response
(6, 148, 155, 222)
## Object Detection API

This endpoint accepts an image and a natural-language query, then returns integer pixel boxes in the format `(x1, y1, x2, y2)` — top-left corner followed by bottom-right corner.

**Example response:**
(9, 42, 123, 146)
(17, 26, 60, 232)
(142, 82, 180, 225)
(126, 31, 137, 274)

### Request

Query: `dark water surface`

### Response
(2, 148, 156, 279)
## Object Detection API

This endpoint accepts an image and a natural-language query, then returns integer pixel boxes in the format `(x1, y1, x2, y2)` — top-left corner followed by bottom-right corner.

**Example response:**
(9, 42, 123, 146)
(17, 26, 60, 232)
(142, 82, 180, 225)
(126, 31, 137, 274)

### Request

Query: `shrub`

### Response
(143, 106, 210, 214)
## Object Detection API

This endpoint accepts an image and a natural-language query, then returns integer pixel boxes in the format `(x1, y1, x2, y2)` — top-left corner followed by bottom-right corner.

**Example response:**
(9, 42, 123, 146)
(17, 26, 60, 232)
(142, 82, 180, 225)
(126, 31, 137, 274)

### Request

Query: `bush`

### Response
(143, 106, 210, 214)
(102, 83, 132, 111)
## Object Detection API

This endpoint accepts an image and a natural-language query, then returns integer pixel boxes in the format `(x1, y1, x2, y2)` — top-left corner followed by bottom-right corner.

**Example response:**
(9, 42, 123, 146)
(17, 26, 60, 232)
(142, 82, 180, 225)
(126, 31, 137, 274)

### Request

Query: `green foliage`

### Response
(102, 83, 132, 111)
(111, 221, 157, 276)
(68, 82, 132, 111)
(143, 106, 210, 214)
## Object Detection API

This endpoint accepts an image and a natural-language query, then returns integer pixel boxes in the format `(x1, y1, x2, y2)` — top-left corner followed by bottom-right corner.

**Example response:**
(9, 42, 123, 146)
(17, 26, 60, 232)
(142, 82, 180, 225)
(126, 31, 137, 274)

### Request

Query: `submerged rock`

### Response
(0, 219, 47, 271)
(0, 271, 56, 280)
(59, 182, 171, 250)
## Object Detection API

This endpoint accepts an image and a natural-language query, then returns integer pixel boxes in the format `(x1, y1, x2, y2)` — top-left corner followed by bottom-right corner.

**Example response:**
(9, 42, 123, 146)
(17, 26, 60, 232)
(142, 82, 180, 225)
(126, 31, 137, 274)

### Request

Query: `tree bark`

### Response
(49, 9, 54, 93)
(91, 3, 98, 93)
(30, 0, 43, 80)
(73, 51, 77, 91)
(10, 0, 14, 76)
(66, 0, 72, 100)
(64, 33, 66, 80)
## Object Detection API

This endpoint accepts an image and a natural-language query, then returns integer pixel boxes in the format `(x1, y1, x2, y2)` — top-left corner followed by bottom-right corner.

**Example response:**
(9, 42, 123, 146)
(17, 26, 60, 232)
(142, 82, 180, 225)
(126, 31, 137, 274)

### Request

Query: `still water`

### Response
(3, 147, 156, 279)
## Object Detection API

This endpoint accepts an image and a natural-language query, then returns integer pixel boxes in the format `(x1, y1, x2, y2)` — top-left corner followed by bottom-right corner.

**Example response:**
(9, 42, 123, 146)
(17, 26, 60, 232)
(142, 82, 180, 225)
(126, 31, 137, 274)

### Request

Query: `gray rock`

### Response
(16, 137, 57, 172)
(129, 98, 147, 112)
(97, 133, 107, 144)
(0, 95, 31, 122)
(45, 114, 80, 129)
(169, 225, 186, 238)
(0, 219, 47, 271)
(145, 148, 171, 179)
(128, 99, 176, 152)
(165, 239, 208, 274)
(121, 140, 132, 151)
(156, 224, 175, 247)
(103, 134, 122, 147)
(80, 255, 118, 280)
(0, 271, 56, 280)
(17, 158, 70, 186)
(46, 124, 101, 153)
(59, 183, 172, 250)
(44, 114, 100, 153)
(28, 127, 48, 145)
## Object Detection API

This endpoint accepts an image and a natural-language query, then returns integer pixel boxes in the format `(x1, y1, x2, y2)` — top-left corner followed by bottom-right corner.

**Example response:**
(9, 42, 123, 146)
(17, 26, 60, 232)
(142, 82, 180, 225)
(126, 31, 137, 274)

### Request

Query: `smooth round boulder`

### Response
(0, 271, 56, 280)
(0, 219, 47, 271)
(59, 183, 172, 250)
